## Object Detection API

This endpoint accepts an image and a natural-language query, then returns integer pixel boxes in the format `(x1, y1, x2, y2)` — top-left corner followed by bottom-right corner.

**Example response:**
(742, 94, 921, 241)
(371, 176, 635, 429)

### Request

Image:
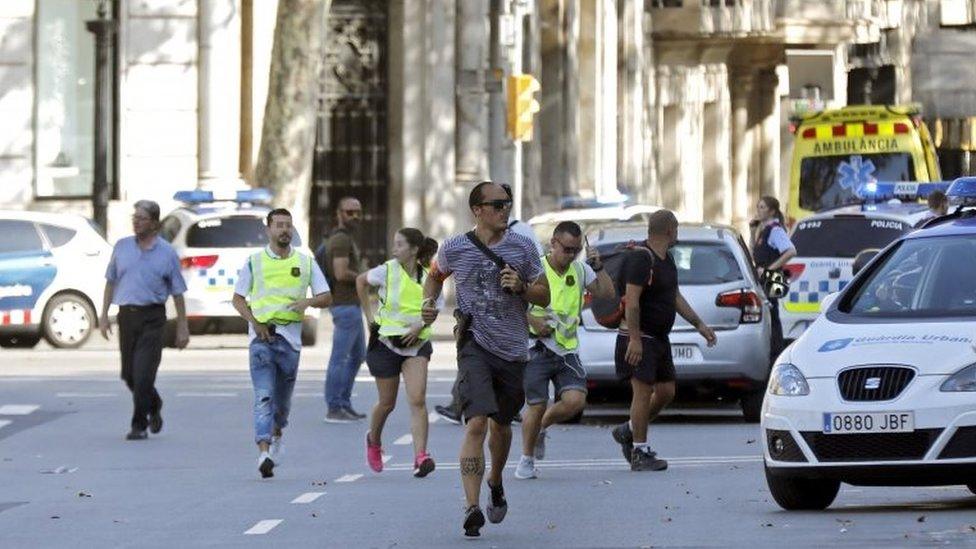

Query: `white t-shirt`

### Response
(234, 247, 330, 352)
(366, 262, 443, 357)
(531, 259, 597, 357)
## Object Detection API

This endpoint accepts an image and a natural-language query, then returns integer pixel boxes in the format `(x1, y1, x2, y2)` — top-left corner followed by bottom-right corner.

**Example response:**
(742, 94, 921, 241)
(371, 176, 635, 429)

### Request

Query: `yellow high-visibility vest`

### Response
(248, 249, 312, 324)
(529, 256, 585, 352)
(376, 259, 431, 342)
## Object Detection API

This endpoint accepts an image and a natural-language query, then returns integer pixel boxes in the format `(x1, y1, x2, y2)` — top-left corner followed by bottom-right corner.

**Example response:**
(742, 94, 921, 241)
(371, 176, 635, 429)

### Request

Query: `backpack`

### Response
(589, 242, 655, 329)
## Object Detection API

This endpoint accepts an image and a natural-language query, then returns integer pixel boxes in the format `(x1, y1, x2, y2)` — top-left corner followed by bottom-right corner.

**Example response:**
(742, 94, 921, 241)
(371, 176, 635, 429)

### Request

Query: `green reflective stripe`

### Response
(529, 256, 584, 351)
(247, 250, 310, 324)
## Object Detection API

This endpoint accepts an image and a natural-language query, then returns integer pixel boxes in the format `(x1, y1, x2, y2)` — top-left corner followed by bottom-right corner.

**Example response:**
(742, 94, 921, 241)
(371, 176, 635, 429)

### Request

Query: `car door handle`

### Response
(828, 268, 841, 279)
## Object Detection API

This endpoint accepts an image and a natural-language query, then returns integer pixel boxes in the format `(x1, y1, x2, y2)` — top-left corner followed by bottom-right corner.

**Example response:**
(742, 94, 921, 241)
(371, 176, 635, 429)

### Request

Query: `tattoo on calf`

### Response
(460, 456, 485, 477)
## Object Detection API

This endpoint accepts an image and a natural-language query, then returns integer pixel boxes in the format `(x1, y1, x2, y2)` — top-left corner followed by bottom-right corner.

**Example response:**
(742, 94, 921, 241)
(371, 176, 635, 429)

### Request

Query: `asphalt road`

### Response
(1, 335, 975, 547)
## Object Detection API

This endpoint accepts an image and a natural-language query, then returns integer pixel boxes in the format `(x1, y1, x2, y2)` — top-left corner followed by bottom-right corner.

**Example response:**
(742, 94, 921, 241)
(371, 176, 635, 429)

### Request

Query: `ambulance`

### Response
(787, 105, 941, 224)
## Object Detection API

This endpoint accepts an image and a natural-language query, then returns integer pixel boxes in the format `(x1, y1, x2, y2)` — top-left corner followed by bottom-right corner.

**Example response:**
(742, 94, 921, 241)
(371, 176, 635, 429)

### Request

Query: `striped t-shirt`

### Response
(436, 231, 544, 362)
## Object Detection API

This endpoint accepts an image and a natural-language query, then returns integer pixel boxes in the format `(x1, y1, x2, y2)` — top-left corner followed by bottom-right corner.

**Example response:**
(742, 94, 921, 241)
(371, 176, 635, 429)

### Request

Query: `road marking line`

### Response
(56, 393, 115, 398)
(431, 377, 456, 382)
(428, 412, 440, 423)
(335, 474, 363, 483)
(176, 392, 237, 397)
(383, 455, 763, 471)
(0, 405, 39, 415)
(291, 492, 325, 504)
(0, 420, 11, 430)
(383, 454, 392, 464)
(425, 393, 452, 398)
(393, 434, 413, 445)
(244, 519, 282, 535)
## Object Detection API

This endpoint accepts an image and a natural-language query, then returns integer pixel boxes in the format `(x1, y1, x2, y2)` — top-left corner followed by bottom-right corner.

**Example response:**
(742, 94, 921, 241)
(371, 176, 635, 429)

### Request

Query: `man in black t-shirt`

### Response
(611, 210, 717, 471)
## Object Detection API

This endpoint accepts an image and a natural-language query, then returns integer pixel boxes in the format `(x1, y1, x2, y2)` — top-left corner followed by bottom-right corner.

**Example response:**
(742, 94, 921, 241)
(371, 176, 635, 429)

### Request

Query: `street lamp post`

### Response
(86, 1, 117, 233)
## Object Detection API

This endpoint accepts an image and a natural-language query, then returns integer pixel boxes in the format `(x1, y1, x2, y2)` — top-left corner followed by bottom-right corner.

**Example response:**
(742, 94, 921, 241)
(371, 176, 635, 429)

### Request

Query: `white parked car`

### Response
(0, 210, 112, 348)
(580, 222, 773, 421)
(780, 201, 933, 343)
(763, 179, 976, 510)
(158, 190, 320, 347)
(527, 201, 661, 250)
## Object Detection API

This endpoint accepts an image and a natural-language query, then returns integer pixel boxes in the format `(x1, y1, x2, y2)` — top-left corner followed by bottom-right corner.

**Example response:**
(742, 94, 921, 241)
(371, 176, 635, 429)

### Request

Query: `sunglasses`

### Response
(555, 241, 582, 255)
(477, 199, 513, 211)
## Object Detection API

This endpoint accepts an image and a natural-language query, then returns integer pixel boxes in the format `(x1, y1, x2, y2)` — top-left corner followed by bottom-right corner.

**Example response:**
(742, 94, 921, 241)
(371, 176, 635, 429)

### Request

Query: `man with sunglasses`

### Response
(322, 197, 369, 423)
(421, 181, 549, 538)
(515, 221, 614, 480)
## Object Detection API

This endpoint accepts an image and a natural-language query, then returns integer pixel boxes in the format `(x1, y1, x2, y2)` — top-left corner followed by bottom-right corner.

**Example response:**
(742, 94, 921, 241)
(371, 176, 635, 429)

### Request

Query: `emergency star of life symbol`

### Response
(838, 155, 877, 192)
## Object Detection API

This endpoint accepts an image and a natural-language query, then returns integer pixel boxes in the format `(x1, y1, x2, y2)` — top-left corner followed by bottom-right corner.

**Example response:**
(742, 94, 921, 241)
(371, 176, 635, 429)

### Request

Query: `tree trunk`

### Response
(254, 0, 330, 235)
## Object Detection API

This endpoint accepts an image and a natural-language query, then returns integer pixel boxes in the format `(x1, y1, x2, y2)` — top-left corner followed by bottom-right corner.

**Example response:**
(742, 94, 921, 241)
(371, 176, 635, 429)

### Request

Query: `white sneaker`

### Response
(514, 455, 537, 480)
(270, 436, 283, 464)
(258, 451, 275, 479)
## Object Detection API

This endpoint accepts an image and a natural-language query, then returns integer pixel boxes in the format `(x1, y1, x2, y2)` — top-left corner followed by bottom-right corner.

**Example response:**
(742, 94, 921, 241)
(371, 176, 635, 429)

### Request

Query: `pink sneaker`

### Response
(365, 431, 383, 472)
(413, 451, 435, 478)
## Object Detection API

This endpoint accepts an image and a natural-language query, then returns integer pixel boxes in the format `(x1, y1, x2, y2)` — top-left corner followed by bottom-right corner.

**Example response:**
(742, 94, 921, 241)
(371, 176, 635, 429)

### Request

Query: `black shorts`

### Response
(366, 339, 433, 378)
(457, 341, 525, 425)
(614, 334, 676, 385)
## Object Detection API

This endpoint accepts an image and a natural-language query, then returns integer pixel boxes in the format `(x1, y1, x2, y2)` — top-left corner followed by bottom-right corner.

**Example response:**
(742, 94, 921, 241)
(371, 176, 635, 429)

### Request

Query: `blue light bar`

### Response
(946, 176, 976, 207)
(854, 181, 951, 202)
(173, 188, 273, 205)
(558, 194, 630, 210)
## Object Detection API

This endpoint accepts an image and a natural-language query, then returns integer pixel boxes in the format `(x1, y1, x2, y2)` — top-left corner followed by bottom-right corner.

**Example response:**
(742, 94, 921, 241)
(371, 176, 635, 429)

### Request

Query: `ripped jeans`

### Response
(249, 335, 301, 445)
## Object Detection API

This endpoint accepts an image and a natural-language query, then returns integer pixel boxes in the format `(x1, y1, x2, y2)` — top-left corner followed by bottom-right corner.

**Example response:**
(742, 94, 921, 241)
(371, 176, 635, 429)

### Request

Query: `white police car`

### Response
(158, 190, 320, 346)
(780, 182, 949, 343)
(0, 210, 112, 348)
(762, 177, 976, 510)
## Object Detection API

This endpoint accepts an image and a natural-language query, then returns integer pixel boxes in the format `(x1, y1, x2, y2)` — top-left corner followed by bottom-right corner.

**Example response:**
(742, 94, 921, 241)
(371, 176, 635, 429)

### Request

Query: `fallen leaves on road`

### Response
(661, 517, 673, 523)
(547, 523, 557, 530)
(746, 439, 756, 444)
(41, 466, 77, 475)
(762, 523, 774, 528)
(50, 516, 59, 520)
(77, 491, 91, 498)
(918, 515, 927, 523)
(311, 480, 327, 486)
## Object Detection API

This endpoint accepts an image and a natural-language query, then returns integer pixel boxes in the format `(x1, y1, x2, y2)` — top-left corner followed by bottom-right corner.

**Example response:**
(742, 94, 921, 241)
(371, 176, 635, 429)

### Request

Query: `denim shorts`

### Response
(523, 343, 587, 405)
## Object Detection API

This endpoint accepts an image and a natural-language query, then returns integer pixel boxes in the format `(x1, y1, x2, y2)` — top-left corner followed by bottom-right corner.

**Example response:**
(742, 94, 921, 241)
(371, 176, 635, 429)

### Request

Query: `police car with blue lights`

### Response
(780, 181, 948, 343)
(762, 176, 976, 510)
(158, 189, 320, 346)
(0, 210, 112, 348)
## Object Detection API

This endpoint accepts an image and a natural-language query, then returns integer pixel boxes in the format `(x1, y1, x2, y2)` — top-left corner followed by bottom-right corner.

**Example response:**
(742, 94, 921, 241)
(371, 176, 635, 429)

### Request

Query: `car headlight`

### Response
(768, 363, 810, 396)
(940, 363, 976, 392)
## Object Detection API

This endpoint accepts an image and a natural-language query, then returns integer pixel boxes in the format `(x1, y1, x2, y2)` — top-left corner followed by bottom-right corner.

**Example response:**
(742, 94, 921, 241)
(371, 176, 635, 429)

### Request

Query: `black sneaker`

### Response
(434, 404, 462, 425)
(149, 411, 163, 434)
(463, 505, 485, 537)
(345, 407, 367, 420)
(323, 409, 357, 423)
(612, 422, 633, 462)
(631, 446, 668, 472)
(486, 481, 508, 524)
(258, 452, 275, 478)
(125, 429, 147, 441)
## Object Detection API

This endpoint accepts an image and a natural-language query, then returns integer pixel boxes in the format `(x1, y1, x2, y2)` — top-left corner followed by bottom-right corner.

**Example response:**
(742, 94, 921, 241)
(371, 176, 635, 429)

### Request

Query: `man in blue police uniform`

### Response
(100, 200, 190, 441)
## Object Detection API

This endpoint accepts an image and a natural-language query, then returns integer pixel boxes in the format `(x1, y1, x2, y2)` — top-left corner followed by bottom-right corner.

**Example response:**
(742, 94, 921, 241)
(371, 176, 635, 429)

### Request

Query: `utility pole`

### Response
(86, 0, 117, 234)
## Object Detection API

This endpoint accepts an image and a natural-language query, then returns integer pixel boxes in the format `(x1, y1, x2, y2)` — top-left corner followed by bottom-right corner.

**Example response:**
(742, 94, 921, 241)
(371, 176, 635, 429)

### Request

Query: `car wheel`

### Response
(740, 389, 765, 423)
(301, 318, 318, 347)
(0, 334, 42, 348)
(764, 464, 840, 510)
(42, 293, 95, 349)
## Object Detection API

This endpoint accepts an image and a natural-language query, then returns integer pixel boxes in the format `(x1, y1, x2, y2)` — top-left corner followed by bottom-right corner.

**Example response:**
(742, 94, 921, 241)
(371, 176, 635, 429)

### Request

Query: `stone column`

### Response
(730, 69, 755, 232)
(617, 0, 643, 196)
(759, 68, 780, 198)
(198, 0, 242, 187)
(423, 0, 457, 238)
(540, 0, 566, 202)
(455, 0, 487, 188)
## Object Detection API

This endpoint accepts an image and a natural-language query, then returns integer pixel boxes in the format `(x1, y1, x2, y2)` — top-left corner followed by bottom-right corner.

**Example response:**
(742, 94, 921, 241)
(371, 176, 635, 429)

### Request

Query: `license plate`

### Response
(671, 345, 696, 361)
(822, 412, 914, 434)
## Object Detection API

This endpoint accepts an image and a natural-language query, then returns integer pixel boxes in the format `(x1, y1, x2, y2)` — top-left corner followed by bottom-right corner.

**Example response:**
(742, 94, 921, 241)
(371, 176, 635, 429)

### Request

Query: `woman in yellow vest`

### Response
(356, 228, 439, 477)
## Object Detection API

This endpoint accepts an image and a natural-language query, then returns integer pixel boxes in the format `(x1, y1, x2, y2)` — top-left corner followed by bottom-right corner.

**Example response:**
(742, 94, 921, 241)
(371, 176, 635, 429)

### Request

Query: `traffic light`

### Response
(506, 73, 541, 142)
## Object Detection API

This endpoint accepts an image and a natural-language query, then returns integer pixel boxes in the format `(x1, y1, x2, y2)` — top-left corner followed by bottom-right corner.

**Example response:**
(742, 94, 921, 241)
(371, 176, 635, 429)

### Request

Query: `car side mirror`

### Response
(852, 248, 880, 277)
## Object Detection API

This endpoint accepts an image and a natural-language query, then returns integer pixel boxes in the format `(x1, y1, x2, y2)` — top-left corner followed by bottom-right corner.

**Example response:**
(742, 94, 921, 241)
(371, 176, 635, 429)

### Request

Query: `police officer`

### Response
(100, 200, 189, 441)
(232, 208, 331, 478)
(750, 196, 796, 356)
(356, 228, 439, 478)
(515, 221, 614, 480)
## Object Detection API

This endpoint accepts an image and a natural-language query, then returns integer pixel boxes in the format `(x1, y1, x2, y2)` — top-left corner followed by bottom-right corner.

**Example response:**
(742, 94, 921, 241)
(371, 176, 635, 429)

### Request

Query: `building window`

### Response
(34, 0, 115, 199)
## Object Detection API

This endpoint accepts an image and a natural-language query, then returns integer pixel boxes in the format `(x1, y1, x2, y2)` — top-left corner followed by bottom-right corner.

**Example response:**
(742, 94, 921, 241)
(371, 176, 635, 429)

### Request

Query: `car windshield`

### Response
(596, 241, 742, 285)
(842, 234, 976, 317)
(799, 153, 915, 211)
(792, 217, 910, 258)
(185, 216, 302, 248)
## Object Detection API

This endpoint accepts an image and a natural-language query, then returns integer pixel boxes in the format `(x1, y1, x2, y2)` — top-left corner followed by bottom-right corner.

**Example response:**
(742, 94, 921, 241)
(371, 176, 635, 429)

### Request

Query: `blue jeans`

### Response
(249, 335, 300, 445)
(325, 304, 366, 411)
